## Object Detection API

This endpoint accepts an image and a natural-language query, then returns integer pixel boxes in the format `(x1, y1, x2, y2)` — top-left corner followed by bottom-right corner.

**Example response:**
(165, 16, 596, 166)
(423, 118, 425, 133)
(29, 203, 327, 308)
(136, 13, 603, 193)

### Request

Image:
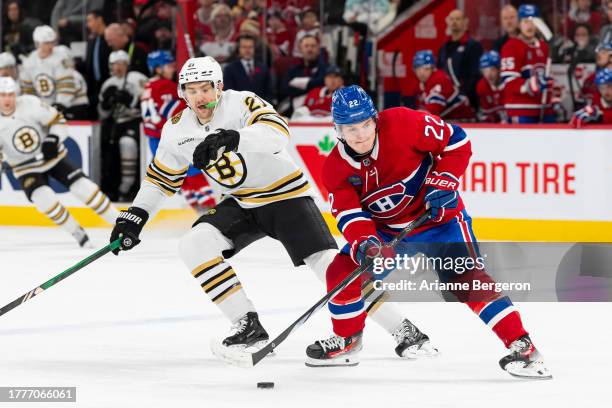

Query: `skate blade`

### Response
(305, 356, 359, 368)
(505, 362, 553, 380)
(209, 339, 274, 368)
(400, 342, 440, 359)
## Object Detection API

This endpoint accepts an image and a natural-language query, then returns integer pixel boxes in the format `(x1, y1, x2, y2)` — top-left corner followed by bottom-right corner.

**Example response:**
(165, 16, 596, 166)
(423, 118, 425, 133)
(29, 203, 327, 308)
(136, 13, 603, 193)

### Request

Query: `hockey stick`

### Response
(539, 57, 552, 123)
(211, 210, 432, 368)
(0, 239, 121, 318)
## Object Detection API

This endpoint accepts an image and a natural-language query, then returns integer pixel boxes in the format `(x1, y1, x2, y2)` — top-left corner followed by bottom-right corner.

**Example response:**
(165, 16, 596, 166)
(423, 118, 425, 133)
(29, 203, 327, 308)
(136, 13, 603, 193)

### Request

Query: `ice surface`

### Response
(0, 226, 609, 408)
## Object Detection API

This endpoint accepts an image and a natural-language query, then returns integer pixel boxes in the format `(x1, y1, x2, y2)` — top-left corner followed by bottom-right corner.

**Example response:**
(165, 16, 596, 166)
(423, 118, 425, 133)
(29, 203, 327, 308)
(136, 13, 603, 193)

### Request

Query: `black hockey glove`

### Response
(110, 206, 149, 255)
(192, 129, 240, 170)
(41, 134, 60, 161)
(114, 89, 132, 106)
(101, 86, 118, 110)
(52, 103, 67, 113)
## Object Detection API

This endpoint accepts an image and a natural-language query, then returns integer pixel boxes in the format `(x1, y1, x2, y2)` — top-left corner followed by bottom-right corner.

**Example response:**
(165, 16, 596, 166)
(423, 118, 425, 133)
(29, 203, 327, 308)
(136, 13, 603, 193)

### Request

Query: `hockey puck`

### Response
(257, 382, 274, 389)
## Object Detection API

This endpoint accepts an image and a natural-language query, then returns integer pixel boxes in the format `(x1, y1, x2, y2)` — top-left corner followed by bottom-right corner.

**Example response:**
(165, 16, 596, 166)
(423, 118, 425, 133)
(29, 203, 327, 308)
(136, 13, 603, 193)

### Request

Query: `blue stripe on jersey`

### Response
(448, 124, 467, 147)
(479, 296, 513, 324)
(426, 94, 447, 104)
(328, 299, 365, 315)
(337, 211, 372, 232)
(161, 99, 179, 118)
(403, 154, 433, 197)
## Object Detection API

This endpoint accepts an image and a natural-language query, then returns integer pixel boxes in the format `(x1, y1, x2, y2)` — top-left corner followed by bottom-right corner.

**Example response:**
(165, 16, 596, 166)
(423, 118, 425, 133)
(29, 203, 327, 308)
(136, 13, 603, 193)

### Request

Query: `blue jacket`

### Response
(223, 59, 275, 103)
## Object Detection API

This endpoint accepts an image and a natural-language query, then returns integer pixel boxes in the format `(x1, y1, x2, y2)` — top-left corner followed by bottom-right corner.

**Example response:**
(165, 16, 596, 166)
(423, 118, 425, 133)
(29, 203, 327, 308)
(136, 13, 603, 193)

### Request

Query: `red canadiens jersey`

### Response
(593, 94, 612, 124)
(580, 71, 597, 105)
(304, 86, 333, 116)
(500, 36, 553, 117)
(416, 70, 474, 121)
(476, 78, 504, 123)
(323, 107, 472, 245)
(141, 77, 185, 139)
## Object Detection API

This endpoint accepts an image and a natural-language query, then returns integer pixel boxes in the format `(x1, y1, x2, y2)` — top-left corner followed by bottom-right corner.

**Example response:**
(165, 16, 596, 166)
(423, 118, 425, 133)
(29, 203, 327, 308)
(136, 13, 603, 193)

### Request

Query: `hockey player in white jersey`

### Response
(99, 50, 148, 200)
(0, 52, 19, 81)
(52, 45, 89, 120)
(110, 56, 438, 359)
(0, 76, 119, 246)
(20, 26, 76, 113)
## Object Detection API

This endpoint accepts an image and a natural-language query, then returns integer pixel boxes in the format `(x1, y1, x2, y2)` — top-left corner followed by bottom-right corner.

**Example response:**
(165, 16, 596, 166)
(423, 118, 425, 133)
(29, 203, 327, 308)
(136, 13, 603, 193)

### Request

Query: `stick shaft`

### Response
(250, 211, 431, 366)
(0, 240, 121, 317)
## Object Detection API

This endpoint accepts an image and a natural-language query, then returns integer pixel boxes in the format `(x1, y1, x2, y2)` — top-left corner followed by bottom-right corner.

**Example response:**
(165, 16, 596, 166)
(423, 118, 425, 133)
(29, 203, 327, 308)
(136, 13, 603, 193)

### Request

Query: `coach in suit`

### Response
(223, 34, 275, 104)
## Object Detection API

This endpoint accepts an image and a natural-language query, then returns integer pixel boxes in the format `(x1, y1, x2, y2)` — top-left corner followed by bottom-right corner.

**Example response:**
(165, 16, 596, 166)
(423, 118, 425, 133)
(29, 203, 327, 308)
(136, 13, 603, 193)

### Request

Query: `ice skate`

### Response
(72, 227, 92, 248)
(305, 332, 362, 367)
(392, 319, 439, 359)
(499, 335, 552, 379)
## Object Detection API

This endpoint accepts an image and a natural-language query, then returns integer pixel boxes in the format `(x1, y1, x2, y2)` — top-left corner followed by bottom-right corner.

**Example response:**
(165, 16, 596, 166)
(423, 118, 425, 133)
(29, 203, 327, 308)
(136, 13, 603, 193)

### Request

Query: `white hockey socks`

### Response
(31, 185, 81, 235)
(69, 177, 119, 224)
(178, 224, 256, 322)
(118, 136, 138, 195)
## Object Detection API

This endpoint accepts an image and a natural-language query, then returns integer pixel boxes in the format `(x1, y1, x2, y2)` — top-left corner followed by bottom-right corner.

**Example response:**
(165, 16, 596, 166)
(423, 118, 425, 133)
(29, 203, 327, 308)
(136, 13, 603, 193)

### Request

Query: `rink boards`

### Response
(1, 122, 611, 242)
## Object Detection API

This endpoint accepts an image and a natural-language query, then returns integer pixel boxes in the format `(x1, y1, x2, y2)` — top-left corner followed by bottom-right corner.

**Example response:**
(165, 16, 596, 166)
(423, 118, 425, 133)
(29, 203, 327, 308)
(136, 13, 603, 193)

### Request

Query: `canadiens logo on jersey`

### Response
(34, 73, 55, 97)
(12, 126, 41, 154)
(362, 182, 414, 219)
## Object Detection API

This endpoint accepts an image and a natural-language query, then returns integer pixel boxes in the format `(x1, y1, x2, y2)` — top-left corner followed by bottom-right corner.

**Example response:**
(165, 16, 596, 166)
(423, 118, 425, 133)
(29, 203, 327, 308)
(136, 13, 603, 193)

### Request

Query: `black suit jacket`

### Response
(85, 35, 111, 89)
(223, 60, 275, 103)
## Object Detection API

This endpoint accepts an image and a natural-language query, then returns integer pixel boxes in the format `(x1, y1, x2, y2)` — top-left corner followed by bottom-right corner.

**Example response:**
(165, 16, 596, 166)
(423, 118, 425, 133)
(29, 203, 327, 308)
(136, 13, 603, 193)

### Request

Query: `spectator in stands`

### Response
(572, 67, 612, 125)
(134, 0, 173, 51)
(500, 4, 555, 124)
(200, 3, 237, 67)
(282, 34, 330, 113)
(580, 43, 612, 105)
(599, 0, 612, 45)
(437, 9, 483, 110)
(266, 9, 292, 58)
(292, 65, 345, 119)
(2, 0, 21, 53)
(566, 0, 603, 37)
(237, 17, 273, 66)
(292, 9, 321, 58)
(0, 52, 19, 80)
(223, 34, 275, 103)
(2, 0, 41, 57)
(413, 49, 474, 121)
(476, 51, 505, 123)
(104, 23, 149, 75)
(556, 23, 599, 64)
(85, 9, 111, 120)
(232, 0, 256, 23)
(51, 0, 105, 45)
(195, 0, 216, 45)
(493, 5, 519, 52)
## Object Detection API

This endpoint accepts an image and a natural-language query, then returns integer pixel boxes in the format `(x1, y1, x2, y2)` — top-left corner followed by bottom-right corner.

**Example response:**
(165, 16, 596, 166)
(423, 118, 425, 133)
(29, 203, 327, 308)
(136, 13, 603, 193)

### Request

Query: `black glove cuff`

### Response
(45, 134, 60, 144)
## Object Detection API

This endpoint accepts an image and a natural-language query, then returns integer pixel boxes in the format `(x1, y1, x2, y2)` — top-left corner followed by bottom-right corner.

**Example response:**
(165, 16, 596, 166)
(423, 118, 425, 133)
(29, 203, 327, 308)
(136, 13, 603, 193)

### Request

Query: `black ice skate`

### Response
(305, 332, 362, 367)
(71, 227, 92, 248)
(499, 335, 552, 379)
(392, 319, 439, 359)
(221, 312, 269, 350)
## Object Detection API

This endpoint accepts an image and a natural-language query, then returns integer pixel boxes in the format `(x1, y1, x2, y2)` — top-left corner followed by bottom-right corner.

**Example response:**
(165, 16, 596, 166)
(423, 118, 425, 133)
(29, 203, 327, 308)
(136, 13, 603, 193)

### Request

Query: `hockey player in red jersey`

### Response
(579, 43, 612, 106)
(412, 50, 474, 121)
(500, 4, 554, 123)
(141, 50, 216, 210)
(476, 51, 506, 123)
(305, 85, 551, 380)
(572, 67, 612, 126)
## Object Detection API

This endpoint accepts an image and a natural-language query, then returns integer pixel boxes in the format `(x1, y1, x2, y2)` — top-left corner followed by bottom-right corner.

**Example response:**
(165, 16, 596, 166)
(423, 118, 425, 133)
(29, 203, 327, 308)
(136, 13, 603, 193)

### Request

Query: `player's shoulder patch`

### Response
(171, 110, 183, 124)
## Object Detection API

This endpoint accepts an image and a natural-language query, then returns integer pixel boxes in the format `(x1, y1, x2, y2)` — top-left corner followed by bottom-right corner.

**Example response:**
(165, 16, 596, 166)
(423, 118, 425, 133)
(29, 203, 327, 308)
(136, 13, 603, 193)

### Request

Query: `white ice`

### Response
(0, 226, 609, 408)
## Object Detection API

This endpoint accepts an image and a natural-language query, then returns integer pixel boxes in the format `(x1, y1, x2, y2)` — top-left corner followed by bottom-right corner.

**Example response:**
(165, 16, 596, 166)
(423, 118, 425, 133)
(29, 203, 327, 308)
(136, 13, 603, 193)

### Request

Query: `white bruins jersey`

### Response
(98, 71, 148, 122)
(72, 70, 89, 106)
(20, 48, 76, 106)
(0, 95, 67, 177)
(133, 89, 311, 212)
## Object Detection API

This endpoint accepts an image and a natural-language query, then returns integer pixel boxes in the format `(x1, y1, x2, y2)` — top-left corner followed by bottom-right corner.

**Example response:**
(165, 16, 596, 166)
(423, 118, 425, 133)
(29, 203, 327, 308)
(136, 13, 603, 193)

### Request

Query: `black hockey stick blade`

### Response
(211, 211, 431, 368)
(0, 239, 121, 318)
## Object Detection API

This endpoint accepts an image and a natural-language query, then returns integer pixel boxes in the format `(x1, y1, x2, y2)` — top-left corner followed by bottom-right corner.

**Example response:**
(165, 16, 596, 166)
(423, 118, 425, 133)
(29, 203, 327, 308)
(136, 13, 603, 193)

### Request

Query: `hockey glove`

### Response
(351, 236, 397, 279)
(571, 105, 601, 128)
(192, 129, 240, 169)
(424, 174, 459, 222)
(101, 86, 118, 110)
(41, 134, 60, 161)
(110, 206, 149, 255)
(52, 103, 67, 113)
(114, 89, 132, 106)
(524, 71, 553, 96)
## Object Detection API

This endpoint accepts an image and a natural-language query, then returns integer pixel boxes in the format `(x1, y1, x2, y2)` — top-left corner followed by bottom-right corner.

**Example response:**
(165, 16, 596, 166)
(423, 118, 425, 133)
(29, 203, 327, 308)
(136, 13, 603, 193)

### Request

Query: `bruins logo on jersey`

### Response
(204, 152, 247, 188)
(12, 126, 41, 154)
(33, 73, 55, 98)
(171, 110, 183, 124)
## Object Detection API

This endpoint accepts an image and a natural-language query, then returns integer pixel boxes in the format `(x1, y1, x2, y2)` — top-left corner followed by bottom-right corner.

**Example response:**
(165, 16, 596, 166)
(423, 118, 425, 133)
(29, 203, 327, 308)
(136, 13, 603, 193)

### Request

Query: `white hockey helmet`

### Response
(33, 25, 57, 44)
(0, 76, 18, 94)
(0, 52, 16, 69)
(177, 56, 223, 99)
(109, 50, 130, 66)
